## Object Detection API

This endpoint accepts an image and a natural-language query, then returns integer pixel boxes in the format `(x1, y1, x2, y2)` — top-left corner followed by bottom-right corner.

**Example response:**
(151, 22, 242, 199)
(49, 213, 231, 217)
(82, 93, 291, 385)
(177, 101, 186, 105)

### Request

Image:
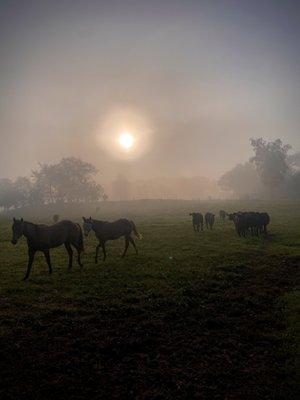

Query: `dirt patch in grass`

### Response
(0, 256, 299, 400)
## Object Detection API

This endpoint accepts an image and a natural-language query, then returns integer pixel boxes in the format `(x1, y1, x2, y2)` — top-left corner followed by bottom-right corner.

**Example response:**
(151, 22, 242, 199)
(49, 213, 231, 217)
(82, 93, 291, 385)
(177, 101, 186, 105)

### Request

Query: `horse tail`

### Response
(76, 223, 85, 253)
(131, 220, 142, 239)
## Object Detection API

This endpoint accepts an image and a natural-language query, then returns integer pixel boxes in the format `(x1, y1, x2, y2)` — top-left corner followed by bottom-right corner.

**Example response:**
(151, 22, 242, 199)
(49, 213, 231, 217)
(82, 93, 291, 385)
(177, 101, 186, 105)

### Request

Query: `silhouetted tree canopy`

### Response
(219, 138, 299, 199)
(0, 157, 106, 211)
(250, 138, 291, 189)
(218, 162, 263, 199)
(287, 151, 300, 171)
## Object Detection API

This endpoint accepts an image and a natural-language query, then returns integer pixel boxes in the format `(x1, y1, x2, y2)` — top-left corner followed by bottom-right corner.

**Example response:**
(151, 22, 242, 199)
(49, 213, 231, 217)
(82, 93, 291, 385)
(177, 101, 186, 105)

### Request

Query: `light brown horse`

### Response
(11, 218, 84, 280)
(82, 217, 141, 262)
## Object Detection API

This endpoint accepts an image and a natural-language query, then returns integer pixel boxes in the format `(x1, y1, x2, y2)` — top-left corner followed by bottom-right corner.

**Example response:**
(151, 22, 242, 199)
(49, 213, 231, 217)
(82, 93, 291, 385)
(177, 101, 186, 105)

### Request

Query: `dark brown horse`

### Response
(82, 217, 141, 262)
(11, 218, 84, 280)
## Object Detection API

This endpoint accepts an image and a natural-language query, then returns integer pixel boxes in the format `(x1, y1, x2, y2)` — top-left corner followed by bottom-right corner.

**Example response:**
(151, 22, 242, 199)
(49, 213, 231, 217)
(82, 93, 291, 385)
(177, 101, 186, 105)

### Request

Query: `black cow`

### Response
(189, 212, 203, 232)
(205, 212, 215, 229)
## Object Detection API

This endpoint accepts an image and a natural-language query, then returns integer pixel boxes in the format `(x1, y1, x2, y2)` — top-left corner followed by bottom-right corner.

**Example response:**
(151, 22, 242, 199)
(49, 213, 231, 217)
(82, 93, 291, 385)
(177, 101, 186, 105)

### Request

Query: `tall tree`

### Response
(0, 178, 15, 211)
(31, 157, 105, 203)
(32, 163, 58, 204)
(250, 138, 291, 192)
(218, 162, 263, 198)
(287, 151, 300, 171)
(13, 177, 32, 207)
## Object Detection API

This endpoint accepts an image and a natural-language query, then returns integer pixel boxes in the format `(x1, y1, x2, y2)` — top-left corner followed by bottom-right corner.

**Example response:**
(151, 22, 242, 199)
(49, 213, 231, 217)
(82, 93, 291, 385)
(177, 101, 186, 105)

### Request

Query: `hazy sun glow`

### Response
(119, 132, 134, 149)
(96, 107, 152, 160)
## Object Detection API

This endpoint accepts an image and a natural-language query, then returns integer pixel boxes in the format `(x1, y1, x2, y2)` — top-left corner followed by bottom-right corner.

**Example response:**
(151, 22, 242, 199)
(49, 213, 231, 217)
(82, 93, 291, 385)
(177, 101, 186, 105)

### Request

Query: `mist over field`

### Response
(0, 2, 300, 399)
(0, 0, 299, 205)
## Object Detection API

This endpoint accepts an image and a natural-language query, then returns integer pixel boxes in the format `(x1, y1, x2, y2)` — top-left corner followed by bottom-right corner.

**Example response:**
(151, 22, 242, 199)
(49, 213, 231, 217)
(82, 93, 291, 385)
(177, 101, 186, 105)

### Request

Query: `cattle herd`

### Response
(190, 209, 270, 237)
(227, 211, 270, 237)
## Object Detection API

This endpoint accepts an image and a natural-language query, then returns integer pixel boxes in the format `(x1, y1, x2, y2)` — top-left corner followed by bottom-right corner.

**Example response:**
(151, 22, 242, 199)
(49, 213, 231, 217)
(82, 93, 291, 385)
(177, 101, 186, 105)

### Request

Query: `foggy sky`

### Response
(0, 0, 299, 181)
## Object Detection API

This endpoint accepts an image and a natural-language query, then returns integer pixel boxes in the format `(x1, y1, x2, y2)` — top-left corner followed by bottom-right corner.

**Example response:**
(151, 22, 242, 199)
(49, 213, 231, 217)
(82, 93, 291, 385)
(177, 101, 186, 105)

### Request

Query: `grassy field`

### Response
(0, 200, 299, 399)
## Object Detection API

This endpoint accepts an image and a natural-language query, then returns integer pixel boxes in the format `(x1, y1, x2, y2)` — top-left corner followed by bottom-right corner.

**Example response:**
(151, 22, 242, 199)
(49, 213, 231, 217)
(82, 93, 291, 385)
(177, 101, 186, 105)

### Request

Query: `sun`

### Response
(119, 131, 134, 149)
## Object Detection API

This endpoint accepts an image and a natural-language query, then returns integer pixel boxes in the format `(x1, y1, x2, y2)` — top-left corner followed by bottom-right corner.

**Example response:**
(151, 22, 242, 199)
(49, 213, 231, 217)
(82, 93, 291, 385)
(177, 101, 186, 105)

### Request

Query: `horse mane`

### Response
(23, 221, 38, 227)
(91, 219, 106, 227)
(24, 221, 48, 229)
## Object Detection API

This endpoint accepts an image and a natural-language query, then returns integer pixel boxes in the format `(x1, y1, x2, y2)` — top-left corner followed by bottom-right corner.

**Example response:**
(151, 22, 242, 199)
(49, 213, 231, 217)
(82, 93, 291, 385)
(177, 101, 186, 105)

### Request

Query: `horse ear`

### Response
(21, 218, 23, 222)
(82, 217, 86, 222)
(89, 216, 91, 220)
(13, 217, 15, 222)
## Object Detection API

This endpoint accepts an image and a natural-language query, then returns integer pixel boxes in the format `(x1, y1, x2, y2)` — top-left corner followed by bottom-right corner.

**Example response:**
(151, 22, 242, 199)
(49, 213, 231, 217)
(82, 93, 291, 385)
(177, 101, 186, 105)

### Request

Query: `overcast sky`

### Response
(0, 0, 299, 181)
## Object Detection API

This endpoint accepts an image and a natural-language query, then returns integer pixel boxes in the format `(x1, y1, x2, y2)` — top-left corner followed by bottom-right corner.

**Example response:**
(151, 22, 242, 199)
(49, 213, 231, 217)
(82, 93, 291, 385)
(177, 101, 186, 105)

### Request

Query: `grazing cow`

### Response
(82, 217, 142, 262)
(219, 210, 226, 220)
(11, 218, 84, 280)
(189, 212, 203, 232)
(205, 212, 215, 229)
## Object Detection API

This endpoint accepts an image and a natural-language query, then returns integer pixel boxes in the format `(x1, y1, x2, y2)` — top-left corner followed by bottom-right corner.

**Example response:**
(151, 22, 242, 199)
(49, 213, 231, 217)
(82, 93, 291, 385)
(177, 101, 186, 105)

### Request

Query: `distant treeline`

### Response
(218, 138, 300, 199)
(0, 138, 299, 212)
(0, 157, 106, 211)
(107, 175, 220, 201)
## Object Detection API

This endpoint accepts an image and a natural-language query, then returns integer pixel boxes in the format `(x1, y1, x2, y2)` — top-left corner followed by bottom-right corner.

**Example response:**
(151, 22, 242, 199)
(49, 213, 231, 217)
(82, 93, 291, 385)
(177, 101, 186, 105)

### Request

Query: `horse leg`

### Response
(129, 236, 138, 255)
(122, 236, 129, 258)
(76, 247, 83, 268)
(72, 245, 83, 268)
(64, 243, 73, 270)
(101, 242, 107, 261)
(23, 248, 36, 281)
(95, 243, 101, 263)
(43, 250, 52, 275)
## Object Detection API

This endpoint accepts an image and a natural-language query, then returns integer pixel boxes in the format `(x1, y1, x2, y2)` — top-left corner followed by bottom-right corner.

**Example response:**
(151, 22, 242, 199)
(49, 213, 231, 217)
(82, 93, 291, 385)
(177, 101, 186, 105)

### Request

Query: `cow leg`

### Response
(129, 236, 138, 255)
(64, 243, 73, 270)
(23, 248, 36, 281)
(193, 224, 196, 232)
(95, 241, 106, 262)
(122, 236, 129, 258)
(43, 250, 52, 275)
(201, 222, 203, 231)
